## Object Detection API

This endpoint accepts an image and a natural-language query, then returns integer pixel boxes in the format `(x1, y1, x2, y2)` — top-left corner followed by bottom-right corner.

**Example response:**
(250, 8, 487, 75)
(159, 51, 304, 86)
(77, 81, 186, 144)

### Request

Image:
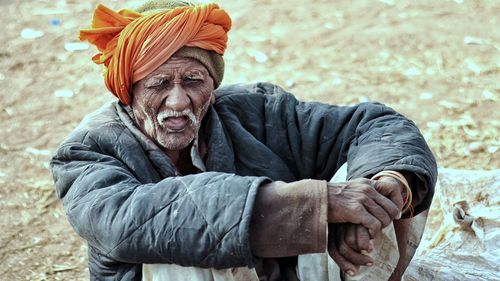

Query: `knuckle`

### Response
(381, 216, 391, 227)
(352, 203, 362, 211)
(345, 235, 356, 246)
(374, 182, 387, 192)
(389, 207, 399, 219)
(358, 240, 369, 250)
(396, 197, 404, 209)
(338, 242, 349, 254)
(360, 185, 372, 193)
(328, 244, 335, 254)
(359, 195, 369, 204)
(338, 263, 351, 272)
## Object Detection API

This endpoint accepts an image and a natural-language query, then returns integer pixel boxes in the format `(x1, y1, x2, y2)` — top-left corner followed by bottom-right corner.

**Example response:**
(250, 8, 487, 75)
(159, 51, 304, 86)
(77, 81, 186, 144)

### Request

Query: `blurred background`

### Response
(0, 0, 498, 280)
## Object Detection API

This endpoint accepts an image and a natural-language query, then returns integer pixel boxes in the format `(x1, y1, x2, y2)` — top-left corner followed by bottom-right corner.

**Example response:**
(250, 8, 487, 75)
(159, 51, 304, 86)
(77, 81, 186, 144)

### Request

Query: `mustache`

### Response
(157, 109, 196, 125)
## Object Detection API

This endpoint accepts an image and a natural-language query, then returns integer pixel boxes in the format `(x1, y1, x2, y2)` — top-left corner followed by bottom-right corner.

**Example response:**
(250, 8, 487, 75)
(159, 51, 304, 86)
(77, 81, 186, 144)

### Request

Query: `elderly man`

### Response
(51, 1, 437, 281)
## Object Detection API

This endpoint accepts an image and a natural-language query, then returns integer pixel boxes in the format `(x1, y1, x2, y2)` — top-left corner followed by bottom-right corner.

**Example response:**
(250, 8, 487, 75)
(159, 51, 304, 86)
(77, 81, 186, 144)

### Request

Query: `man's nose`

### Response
(165, 84, 190, 111)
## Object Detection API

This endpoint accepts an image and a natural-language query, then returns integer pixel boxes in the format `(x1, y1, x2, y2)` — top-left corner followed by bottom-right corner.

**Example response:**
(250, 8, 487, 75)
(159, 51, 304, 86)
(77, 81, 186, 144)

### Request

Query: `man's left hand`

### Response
(328, 223, 373, 277)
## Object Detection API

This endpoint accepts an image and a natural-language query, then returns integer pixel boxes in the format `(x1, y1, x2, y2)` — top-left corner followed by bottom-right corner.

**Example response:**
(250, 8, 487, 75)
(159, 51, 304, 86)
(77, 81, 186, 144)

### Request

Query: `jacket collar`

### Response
(203, 106, 236, 173)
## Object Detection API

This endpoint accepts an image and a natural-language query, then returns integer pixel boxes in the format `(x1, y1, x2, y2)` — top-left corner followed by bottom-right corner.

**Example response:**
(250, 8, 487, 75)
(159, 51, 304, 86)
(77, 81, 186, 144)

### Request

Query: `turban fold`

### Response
(79, 3, 231, 105)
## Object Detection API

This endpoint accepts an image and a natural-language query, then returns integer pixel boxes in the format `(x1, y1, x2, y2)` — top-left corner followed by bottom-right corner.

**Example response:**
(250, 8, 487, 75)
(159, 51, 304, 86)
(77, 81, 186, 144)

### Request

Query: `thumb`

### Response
(374, 177, 404, 212)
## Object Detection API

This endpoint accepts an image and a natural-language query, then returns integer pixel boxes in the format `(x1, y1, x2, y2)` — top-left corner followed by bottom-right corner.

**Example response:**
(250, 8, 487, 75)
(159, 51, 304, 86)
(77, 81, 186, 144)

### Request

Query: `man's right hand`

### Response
(327, 178, 402, 237)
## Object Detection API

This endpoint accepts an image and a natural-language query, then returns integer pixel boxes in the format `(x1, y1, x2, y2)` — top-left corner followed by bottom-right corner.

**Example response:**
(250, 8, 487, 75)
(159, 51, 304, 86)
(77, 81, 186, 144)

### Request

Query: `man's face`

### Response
(131, 57, 215, 151)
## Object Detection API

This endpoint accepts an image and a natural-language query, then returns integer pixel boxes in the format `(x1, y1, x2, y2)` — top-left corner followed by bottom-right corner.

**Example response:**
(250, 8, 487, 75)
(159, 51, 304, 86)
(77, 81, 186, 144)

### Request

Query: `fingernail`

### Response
(397, 212, 402, 219)
(366, 262, 373, 267)
(346, 270, 355, 276)
(361, 250, 368, 255)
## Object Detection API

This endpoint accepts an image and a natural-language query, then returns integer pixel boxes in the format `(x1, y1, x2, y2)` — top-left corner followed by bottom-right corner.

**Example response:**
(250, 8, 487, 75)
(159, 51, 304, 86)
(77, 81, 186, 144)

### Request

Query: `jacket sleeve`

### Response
(50, 131, 268, 268)
(216, 83, 437, 216)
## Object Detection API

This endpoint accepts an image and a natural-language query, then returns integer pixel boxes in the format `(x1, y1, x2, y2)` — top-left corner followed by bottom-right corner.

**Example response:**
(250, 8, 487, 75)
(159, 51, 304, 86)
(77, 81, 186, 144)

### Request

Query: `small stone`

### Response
(25, 147, 51, 156)
(463, 36, 483, 45)
(51, 19, 61, 26)
(64, 42, 89, 52)
(468, 142, 485, 153)
(419, 92, 433, 100)
(464, 59, 481, 75)
(332, 77, 343, 86)
(403, 67, 421, 77)
(482, 89, 496, 101)
(438, 100, 459, 109)
(379, 0, 396, 5)
(358, 96, 370, 103)
(53, 89, 74, 98)
(20, 28, 44, 39)
(324, 23, 335, 29)
(285, 79, 295, 88)
(5, 107, 15, 115)
(426, 121, 442, 129)
(426, 68, 436, 75)
(487, 146, 498, 154)
(253, 51, 268, 63)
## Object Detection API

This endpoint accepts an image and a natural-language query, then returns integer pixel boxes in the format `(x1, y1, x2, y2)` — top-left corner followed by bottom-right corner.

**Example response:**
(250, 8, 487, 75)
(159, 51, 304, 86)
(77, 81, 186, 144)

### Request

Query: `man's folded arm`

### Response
(51, 141, 269, 268)
(217, 83, 437, 216)
(257, 87, 437, 216)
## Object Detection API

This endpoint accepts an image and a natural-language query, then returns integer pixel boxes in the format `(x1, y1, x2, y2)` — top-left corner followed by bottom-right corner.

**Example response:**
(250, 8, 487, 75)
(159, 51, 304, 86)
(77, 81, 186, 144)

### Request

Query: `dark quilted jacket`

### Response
(50, 82, 437, 280)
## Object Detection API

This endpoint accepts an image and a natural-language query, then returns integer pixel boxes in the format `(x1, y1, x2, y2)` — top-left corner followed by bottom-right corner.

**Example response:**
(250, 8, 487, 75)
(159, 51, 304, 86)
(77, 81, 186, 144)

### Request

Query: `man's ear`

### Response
(210, 92, 215, 104)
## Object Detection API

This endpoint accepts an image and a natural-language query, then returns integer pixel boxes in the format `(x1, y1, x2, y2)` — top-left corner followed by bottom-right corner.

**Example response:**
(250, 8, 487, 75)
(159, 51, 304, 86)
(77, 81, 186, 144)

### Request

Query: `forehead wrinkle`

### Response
(185, 69, 206, 76)
(163, 57, 207, 71)
(144, 63, 207, 80)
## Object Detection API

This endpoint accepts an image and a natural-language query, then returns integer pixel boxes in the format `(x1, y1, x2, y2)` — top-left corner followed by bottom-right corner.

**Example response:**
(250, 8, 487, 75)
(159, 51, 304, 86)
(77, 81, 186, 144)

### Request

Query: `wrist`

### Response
(250, 179, 328, 257)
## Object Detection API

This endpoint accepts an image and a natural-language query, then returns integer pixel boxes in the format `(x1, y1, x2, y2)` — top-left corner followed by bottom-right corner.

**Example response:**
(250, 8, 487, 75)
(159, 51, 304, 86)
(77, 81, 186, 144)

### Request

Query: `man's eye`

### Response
(148, 79, 169, 89)
(184, 76, 203, 84)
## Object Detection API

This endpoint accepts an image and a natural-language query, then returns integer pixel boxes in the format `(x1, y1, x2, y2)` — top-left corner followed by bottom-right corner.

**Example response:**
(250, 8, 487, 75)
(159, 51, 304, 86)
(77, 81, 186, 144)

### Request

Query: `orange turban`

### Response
(79, 3, 231, 105)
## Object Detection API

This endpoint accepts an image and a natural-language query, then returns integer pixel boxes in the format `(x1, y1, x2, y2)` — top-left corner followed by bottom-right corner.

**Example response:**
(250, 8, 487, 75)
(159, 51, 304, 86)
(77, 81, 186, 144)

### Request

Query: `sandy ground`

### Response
(0, 0, 498, 280)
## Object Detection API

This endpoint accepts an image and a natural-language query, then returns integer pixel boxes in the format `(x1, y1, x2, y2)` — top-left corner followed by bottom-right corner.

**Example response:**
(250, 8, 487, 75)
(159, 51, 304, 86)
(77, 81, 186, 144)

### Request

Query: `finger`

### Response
(375, 178, 404, 211)
(358, 211, 382, 238)
(338, 237, 374, 268)
(364, 197, 392, 228)
(345, 224, 358, 251)
(329, 245, 360, 277)
(367, 181, 403, 222)
(329, 230, 361, 277)
(337, 225, 374, 268)
(356, 225, 373, 253)
(355, 181, 399, 223)
(374, 182, 403, 221)
(380, 178, 404, 211)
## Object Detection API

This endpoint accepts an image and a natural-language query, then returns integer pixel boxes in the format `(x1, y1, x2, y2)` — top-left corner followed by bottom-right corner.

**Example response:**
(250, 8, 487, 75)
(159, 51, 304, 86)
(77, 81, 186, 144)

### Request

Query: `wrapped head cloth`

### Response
(79, 0, 231, 104)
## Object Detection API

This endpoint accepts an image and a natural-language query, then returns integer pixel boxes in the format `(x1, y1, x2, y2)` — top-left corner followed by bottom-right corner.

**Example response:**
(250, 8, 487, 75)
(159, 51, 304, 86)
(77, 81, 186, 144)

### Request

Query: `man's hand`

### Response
(375, 175, 406, 214)
(327, 176, 407, 276)
(327, 178, 403, 237)
(328, 223, 373, 276)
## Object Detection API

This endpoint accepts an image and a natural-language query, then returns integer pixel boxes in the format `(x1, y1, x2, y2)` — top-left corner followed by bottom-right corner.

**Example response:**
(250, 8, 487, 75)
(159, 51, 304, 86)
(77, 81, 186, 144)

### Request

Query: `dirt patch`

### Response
(0, 0, 498, 279)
